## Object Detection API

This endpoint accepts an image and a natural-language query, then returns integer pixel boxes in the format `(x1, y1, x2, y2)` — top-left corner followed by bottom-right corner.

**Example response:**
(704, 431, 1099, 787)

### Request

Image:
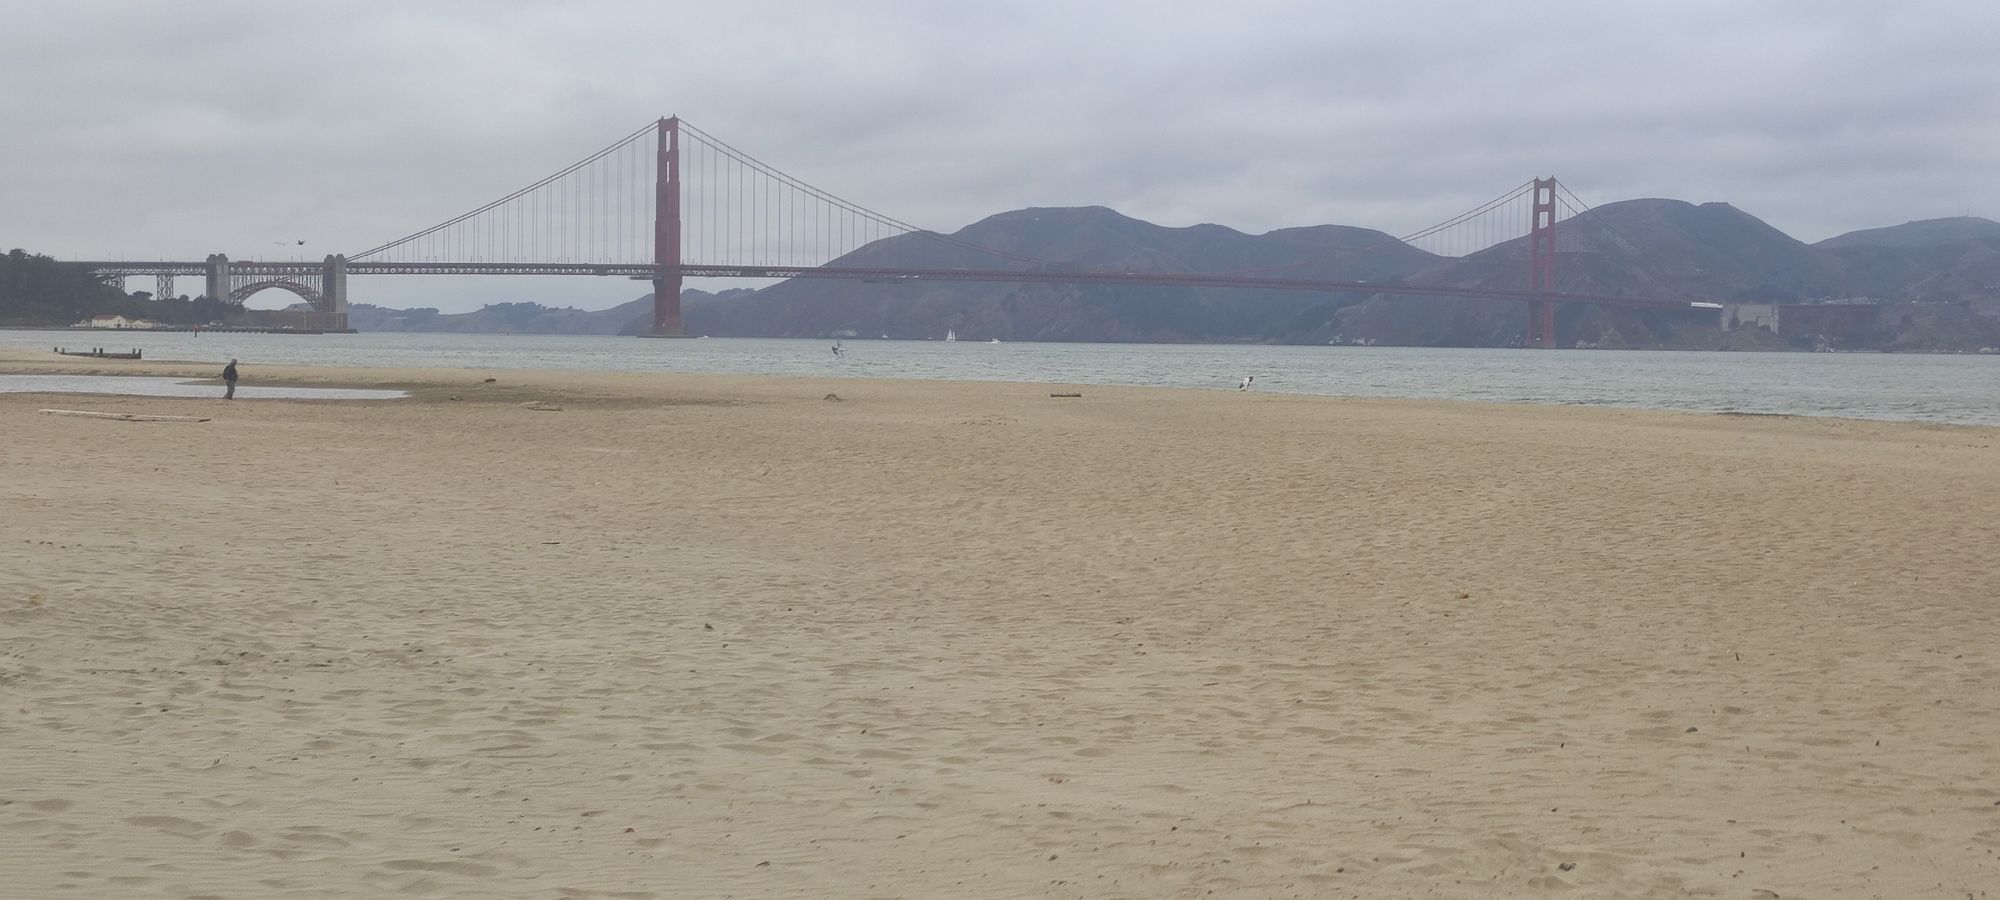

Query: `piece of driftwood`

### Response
(1048, 392, 1082, 398)
(38, 409, 211, 423)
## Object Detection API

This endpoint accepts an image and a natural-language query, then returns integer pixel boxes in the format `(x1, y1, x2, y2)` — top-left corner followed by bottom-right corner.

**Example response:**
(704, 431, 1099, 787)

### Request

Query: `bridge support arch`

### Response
(229, 281, 322, 306)
(198, 252, 350, 330)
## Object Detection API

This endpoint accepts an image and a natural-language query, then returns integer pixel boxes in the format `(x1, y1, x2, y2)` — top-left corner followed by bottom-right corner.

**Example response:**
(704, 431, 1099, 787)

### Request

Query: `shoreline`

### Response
(2, 345, 1995, 432)
(16, 324, 2000, 353)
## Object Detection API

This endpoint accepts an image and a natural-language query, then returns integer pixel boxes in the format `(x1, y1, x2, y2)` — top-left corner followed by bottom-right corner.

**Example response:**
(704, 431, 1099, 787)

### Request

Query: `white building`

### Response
(72, 315, 157, 329)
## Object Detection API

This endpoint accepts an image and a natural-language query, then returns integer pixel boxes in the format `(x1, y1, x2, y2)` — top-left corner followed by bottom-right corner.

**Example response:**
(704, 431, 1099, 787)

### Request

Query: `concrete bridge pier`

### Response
(204, 254, 230, 304)
(321, 254, 348, 321)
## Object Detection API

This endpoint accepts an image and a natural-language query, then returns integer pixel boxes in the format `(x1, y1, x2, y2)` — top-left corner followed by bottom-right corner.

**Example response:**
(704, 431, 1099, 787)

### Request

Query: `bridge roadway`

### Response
(79, 260, 1713, 312)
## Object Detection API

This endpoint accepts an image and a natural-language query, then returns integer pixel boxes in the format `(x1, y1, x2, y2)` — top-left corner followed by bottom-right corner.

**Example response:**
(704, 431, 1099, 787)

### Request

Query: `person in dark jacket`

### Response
(222, 359, 239, 400)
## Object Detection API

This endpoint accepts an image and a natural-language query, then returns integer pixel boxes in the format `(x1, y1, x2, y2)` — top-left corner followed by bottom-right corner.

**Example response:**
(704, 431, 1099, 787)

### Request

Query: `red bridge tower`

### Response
(1526, 177, 1558, 349)
(652, 117, 684, 336)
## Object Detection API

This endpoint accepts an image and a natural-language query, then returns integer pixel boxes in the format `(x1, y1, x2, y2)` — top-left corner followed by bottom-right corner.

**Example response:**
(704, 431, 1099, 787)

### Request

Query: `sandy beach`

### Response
(3, 348, 1997, 898)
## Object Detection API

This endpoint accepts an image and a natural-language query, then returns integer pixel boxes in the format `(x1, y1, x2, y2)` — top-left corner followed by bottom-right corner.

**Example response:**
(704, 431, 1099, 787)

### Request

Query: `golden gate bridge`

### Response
(81, 117, 1719, 348)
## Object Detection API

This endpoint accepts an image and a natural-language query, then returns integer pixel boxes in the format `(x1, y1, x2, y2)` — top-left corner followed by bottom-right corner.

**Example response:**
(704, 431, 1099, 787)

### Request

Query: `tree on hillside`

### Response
(0, 249, 233, 326)
(0, 249, 132, 325)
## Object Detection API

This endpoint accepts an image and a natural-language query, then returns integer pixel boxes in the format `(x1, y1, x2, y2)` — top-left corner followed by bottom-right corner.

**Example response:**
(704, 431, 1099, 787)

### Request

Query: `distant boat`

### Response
(945, 329, 956, 342)
(989, 338, 1001, 344)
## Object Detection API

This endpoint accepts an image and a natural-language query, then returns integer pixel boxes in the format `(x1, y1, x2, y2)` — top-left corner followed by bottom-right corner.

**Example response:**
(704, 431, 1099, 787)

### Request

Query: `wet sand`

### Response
(3, 348, 1997, 898)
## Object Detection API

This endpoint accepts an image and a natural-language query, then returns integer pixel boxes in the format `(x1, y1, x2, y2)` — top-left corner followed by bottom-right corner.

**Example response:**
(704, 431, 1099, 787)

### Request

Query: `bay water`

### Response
(5, 329, 1997, 427)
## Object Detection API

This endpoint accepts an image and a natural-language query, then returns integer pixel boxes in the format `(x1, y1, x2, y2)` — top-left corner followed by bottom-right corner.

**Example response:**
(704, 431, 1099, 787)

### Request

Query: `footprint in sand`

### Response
(125, 815, 210, 837)
(382, 858, 500, 877)
(720, 742, 790, 757)
(281, 828, 351, 848)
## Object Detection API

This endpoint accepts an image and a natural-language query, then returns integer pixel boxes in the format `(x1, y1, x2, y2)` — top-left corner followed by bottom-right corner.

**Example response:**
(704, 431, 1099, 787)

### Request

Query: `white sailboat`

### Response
(945, 329, 957, 342)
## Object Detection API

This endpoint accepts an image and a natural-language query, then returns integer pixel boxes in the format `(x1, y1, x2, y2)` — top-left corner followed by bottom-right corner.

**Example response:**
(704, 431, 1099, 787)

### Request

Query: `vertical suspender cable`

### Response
(704, 138, 711, 266)
(740, 154, 747, 266)
(732, 146, 740, 266)
(621, 140, 628, 262)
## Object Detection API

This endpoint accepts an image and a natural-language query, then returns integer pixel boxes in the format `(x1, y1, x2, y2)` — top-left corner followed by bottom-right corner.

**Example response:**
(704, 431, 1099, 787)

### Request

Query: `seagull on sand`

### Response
(1239, 375, 1254, 391)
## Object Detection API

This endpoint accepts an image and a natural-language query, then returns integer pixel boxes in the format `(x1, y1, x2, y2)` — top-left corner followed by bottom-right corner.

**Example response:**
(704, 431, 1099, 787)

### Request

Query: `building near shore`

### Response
(71, 315, 157, 329)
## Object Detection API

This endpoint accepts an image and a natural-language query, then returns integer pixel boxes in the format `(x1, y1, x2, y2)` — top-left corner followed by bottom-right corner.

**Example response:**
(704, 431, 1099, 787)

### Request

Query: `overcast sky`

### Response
(4, 0, 1996, 312)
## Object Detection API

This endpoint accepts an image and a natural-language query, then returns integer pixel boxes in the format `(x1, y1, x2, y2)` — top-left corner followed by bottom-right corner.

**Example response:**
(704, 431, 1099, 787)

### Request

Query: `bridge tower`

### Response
(651, 116, 685, 336)
(1526, 178, 1558, 349)
(205, 254, 230, 304)
(321, 254, 348, 327)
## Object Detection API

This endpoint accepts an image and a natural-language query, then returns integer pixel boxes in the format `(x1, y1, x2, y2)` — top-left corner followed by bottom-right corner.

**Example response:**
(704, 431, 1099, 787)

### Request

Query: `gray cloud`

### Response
(4, 0, 1995, 312)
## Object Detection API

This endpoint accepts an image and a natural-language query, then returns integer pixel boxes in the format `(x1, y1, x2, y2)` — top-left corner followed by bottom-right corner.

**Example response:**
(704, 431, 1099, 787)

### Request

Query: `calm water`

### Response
(7, 329, 1999, 427)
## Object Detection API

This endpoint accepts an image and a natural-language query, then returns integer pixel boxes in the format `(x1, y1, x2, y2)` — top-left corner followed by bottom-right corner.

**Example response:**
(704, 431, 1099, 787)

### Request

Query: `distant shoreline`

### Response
(3, 342, 2000, 428)
(0, 323, 1976, 352)
(0, 325, 352, 334)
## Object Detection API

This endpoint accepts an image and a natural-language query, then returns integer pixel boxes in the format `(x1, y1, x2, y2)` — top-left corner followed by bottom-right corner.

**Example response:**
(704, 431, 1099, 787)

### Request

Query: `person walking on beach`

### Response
(222, 359, 239, 400)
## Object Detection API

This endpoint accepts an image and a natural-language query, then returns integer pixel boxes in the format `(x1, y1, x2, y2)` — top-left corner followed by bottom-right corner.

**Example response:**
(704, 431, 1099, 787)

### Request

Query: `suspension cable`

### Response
(1553, 181, 1648, 257)
(1395, 181, 1535, 244)
(677, 120, 1055, 268)
(351, 121, 659, 260)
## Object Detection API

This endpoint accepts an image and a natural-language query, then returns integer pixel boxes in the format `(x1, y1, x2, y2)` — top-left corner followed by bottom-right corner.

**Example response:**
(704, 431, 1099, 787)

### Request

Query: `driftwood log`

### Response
(38, 409, 211, 423)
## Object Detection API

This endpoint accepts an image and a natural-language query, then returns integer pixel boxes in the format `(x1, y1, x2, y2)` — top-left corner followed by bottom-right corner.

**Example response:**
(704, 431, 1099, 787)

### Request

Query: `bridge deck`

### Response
(77, 261, 1711, 311)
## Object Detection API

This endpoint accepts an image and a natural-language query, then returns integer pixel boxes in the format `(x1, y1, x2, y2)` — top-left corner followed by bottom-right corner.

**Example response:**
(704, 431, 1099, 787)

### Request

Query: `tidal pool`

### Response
(0, 375, 406, 400)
